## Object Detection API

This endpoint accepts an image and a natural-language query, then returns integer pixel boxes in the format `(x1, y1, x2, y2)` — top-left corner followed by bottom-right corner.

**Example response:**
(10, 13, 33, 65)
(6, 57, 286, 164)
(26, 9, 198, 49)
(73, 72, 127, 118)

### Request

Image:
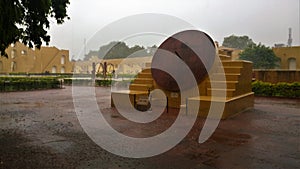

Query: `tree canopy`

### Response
(0, 0, 70, 57)
(222, 35, 255, 50)
(239, 43, 280, 69)
(84, 41, 157, 60)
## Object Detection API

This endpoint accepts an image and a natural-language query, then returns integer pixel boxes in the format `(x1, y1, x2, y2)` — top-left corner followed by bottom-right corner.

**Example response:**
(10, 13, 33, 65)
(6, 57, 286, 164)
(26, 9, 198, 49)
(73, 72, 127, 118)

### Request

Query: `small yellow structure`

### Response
(0, 42, 73, 74)
(218, 46, 242, 60)
(112, 48, 254, 119)
(273, 46, 300, 70)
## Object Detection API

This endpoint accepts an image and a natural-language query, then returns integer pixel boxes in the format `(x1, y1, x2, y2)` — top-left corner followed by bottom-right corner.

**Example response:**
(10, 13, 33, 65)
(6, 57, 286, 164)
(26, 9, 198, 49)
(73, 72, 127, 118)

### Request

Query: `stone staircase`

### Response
(111, 52, 254, 119)
(111, 63, 154, 108)
(187, 53, 254, 119)
(129, 64, 154, 93)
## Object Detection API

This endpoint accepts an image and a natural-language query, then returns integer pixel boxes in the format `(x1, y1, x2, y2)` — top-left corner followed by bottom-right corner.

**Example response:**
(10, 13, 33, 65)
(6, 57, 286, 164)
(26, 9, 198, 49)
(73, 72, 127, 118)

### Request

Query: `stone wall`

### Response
(0, 42, 74, 74)
(253, 70, 300, 83)
(273, 46, 300, 70)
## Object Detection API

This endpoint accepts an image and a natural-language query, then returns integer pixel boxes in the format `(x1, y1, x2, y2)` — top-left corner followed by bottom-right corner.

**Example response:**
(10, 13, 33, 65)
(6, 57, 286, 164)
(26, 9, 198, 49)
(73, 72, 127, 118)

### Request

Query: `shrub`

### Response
(63, 78, 113, 87)
(0, 77, 62, 92)
(95, 79, 112, 86)
(252, 81, 300, 98)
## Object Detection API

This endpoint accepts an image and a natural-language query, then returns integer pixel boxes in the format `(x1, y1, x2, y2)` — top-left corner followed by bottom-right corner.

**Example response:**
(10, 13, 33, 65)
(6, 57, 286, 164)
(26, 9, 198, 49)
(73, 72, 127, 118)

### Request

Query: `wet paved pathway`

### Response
(0, 87, 299, 169)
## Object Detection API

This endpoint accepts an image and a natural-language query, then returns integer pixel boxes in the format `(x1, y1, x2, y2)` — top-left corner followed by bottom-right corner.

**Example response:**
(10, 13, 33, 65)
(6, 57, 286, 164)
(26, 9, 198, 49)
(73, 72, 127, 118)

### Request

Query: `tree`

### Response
(222, 35, 255, 50)
(0, 0, 70, 57)
(85, 41, 156, 60)
(239, 43, 280, 69)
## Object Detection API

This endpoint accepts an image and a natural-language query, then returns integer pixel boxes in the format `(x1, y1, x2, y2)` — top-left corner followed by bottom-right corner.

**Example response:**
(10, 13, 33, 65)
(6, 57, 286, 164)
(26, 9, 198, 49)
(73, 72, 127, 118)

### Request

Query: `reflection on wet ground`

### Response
(0, 87, 299, 169)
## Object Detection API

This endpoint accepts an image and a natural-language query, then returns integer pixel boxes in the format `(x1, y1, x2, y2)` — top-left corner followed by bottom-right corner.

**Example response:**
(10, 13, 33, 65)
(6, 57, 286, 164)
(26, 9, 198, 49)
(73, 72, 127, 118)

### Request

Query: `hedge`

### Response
(0, 77, 63, 92)
(252, 81, 300, 98)
(5, 72, 73, 78)
(64, 78, 113, 87)
(6, 77, 299, 98)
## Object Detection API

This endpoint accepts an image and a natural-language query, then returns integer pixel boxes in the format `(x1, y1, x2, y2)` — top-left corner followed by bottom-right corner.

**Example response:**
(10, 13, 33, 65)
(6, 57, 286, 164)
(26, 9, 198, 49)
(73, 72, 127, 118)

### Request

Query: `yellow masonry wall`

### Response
(0, 42, 74, 73)
(272, 46, 300, 70)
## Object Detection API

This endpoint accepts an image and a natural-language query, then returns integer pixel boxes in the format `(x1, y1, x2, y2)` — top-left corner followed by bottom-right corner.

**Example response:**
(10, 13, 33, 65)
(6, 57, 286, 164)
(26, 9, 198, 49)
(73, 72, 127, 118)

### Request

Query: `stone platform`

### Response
(111, 50, 254, 119)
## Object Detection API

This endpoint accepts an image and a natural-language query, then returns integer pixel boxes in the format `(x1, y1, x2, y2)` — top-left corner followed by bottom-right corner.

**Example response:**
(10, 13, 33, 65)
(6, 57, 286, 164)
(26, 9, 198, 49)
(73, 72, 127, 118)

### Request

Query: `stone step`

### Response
(137, 72, 152, 78)
(207, 88, 235, 97)
(141, 68, 152, 73)
(190, 99, 211, 113)
(133, 78, 153, 84)
(218, 54, 231, 60)
(188, 96, 218, 114)
(222, 67, 243, 74)
(129, 84, 153, 91)
(145, 62, 151, 68)
(187, 95, 227, 117)
(187, 92, 254, 119)
(221, 60, 245, 67)
(208, 81, 238, 89)
(111, 90, 149, 108)
(212, 73, 240, 81)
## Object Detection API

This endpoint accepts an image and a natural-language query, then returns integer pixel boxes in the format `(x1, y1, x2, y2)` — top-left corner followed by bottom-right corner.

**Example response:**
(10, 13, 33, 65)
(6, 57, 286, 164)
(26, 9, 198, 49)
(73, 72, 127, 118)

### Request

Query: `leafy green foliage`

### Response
(64, 78, 112, 87)
(85, 41, 157, 60)
(0, 0, 70, 57)
(222, 35, 255, 49)
(240, 44, 280, 69)
(252, 81, 300, 98)
(95, 79, 112, 86)
(0, 77, 62, 92)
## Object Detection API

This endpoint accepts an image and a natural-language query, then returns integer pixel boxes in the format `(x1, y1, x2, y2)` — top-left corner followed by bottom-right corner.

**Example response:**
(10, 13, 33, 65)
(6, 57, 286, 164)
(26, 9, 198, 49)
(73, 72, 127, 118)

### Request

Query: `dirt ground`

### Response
(0, 86, 299, 169)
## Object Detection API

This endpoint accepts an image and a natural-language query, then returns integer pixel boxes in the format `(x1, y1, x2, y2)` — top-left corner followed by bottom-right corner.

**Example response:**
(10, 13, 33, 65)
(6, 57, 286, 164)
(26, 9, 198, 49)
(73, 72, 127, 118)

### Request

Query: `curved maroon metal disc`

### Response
(151, 30, 216, 91)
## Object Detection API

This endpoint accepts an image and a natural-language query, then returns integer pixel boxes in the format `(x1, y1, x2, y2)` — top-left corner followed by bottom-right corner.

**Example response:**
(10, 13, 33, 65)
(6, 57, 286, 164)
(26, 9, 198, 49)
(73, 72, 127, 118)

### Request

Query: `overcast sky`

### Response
(48, 0, 300, 60)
